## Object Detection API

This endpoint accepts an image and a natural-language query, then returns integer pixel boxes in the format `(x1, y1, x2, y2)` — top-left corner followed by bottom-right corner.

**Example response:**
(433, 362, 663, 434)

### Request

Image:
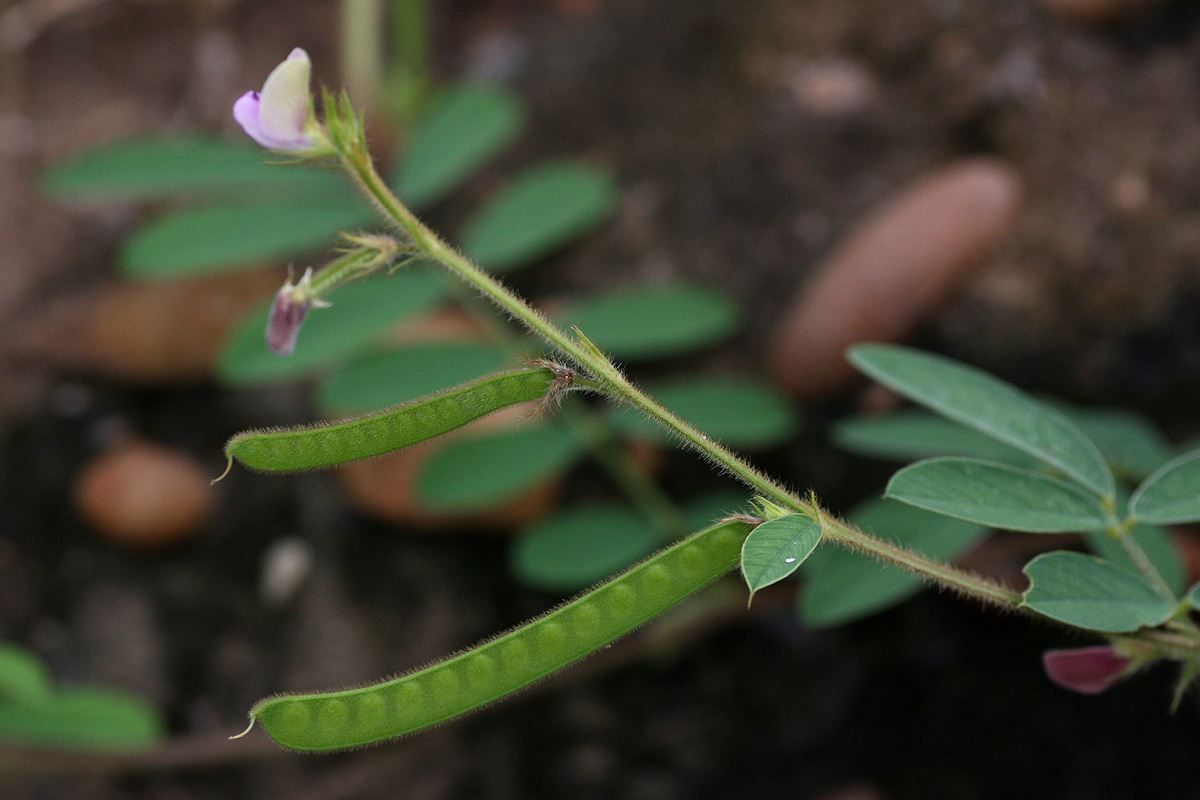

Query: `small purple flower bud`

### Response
(1042, 645, 1132, 695)
(265, 268, 327, 356)
(233, 48, 314, 152)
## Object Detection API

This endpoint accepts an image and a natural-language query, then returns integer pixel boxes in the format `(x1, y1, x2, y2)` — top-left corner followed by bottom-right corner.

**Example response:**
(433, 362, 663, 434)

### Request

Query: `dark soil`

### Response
(4, 1, 1200, 798)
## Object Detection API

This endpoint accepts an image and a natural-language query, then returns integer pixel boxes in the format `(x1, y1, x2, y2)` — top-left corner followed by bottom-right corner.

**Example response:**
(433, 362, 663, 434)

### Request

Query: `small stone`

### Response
(770, 158, 1023, 399)
(74, 440, 215, 549)
(1110, 171, 1152, 214)
(787, 59, 877, 117)
(260, 537, 314, 606)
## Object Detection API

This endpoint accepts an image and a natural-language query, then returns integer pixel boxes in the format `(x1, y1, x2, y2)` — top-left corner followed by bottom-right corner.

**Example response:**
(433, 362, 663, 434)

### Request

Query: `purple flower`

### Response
(233, 48, 314, 151)
(266, 268, 328, 356)
(1042, 645, 1132, 695)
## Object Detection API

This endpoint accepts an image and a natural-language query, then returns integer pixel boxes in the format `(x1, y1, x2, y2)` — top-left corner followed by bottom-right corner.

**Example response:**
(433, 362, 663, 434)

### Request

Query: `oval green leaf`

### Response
(606, 376, 799, 450)
(1062, 408, 1173, 484)
(885, 457, 1111, 532)
(119, 202, 374, 280)
(317, 341, 510, 415)
(848, 344, 1114, 498)
(0, 687, 163, 750)
(1022, 550, 1176, 632)
(511, 505, 660, 592)
(416, 423, 585, 512)
(41, 136, 347, 201)
(1129, 448, 1200, 524)
(1188, 581, 1200, 612)
(740, 512, 823, 602)
(460, 160, 618, 273)
(556, 283, 739, 362)
(0, 644, 52, 705)
(799, 500, 987, 629)
(393, 83, 524, 210)
(833, 410, 1030, 464)
(217, 267, 447, 386)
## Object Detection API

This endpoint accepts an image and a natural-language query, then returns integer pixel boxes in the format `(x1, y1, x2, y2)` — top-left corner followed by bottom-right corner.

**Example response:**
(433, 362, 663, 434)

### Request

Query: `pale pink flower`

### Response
(233, 48, 314, 151)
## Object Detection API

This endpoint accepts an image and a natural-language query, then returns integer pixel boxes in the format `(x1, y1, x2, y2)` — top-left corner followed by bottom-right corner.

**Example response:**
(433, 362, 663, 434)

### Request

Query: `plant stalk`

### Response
(338, 143, 1200, 650)
(339, 0, 388, 122)
(340, 147, 1021, 606)
(389, 0, 432, 126)
(444, 280, 691, 540)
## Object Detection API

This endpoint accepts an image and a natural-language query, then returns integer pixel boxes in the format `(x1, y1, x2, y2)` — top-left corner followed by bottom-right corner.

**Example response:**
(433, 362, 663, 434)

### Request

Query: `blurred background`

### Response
(4, 0, 1200, 797)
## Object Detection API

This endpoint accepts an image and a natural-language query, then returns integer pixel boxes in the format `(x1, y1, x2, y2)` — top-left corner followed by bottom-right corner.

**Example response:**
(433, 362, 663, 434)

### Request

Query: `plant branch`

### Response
(335, 143, 1195, 644)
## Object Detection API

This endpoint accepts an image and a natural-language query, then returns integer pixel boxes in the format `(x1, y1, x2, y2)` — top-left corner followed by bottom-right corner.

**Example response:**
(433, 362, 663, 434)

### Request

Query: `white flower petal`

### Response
(257, 48, 312, 147)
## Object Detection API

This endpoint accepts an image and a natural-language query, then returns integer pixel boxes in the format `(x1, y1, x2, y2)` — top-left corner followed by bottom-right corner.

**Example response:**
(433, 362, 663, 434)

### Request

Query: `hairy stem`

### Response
(445, 280, 690, 540)
(337, 143, 1192, 644)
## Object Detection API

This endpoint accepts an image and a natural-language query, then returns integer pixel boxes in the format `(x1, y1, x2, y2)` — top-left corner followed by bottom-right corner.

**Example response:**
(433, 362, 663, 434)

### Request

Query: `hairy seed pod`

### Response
(248, 518, 753, 750)
(225, 367, 557, 472)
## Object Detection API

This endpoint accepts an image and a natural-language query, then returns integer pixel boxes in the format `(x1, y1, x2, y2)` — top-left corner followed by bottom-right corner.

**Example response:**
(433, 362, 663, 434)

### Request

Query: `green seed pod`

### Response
(248, 518, 753, 750)
(225, 367, 557, 472)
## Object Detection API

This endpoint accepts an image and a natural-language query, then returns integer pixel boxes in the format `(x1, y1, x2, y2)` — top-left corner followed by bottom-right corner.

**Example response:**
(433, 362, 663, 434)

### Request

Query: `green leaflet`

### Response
(217, 267, 448, 386)
(886, 457, 1111, 533)
(0, 687, 162, 751)
(415, 423, 585, 512)
(1022, 551, 1176, 633)
(555, 283, 739, 362)
(393, 83, 524, 210)
(740, 512, 823, 601)
(1129, 448, 1200, 524)
(833, 410, 1032, 465)
(606, 376, 799, 450)
(461, 161, 618, 273)
(120, 202, 372, 280)
(41, 136, 346, 201)
(511, 505, 660, 592)
(0, 644, 52, 705)
(848, 345, 1114, 498)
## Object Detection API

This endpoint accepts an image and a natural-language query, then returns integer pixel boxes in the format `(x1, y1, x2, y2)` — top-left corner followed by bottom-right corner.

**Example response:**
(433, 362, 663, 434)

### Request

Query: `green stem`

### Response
(389, 0, 432, 126)
(1118, 628, 1200, 660)
(341, 147, 1021, 609)
(308, 240, 401, 298)
(339, 0, 388, 122)
(337, 144, 1200, 651)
